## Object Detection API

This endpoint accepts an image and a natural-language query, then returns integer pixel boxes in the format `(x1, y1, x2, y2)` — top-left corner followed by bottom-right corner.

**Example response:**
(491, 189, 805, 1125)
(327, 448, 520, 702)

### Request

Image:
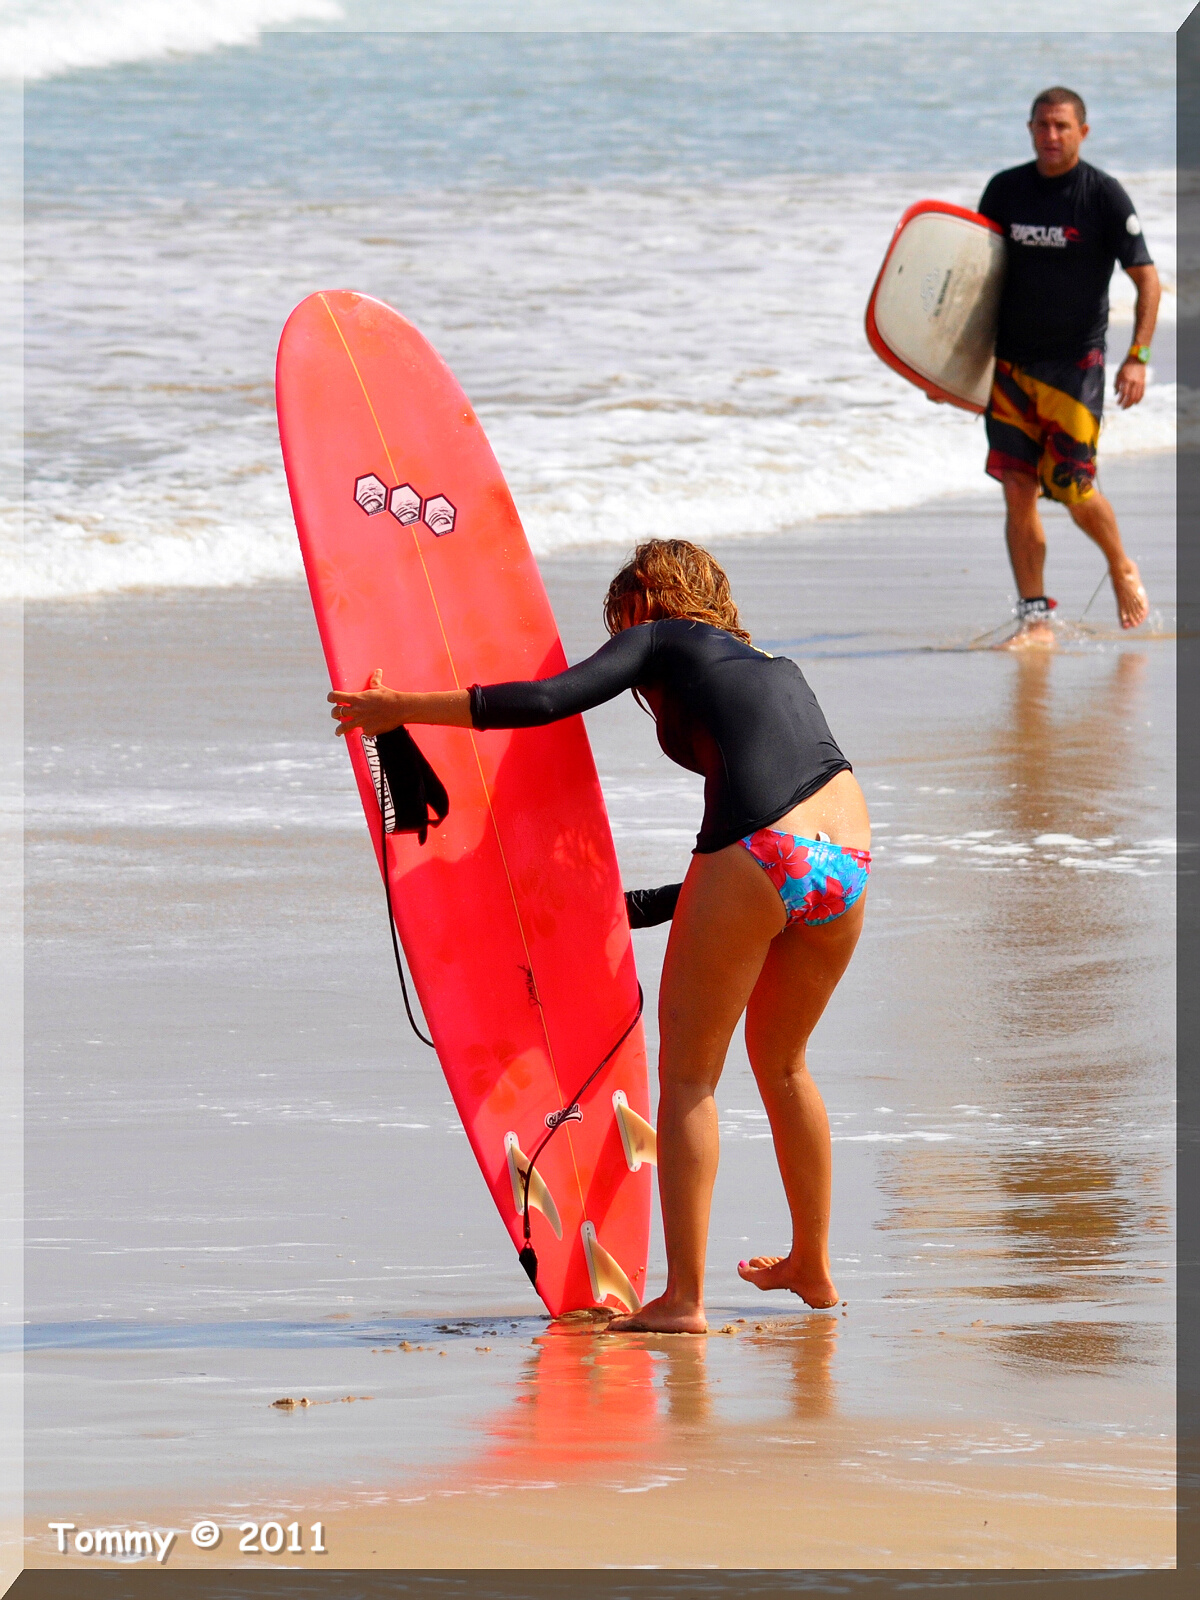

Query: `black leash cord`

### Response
(379, 815, 435, 1049)
(518, 983, 645, 1283)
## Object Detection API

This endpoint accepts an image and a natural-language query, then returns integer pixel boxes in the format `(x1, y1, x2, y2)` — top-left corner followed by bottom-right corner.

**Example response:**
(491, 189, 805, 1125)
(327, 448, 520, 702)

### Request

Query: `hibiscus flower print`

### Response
(802, 876, 847, 925)
(745, 828, 812, 890)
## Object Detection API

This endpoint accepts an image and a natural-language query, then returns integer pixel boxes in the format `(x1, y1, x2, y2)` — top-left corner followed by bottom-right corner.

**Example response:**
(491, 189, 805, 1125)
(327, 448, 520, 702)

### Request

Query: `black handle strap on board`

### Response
(371, 724, 449, 844)
(363, 726, 449, 1048)
(517, 983, 645, 1288)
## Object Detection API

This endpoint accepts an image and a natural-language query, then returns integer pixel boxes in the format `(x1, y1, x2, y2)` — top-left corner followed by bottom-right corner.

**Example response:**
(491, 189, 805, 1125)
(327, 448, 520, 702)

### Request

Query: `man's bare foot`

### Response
(737, 1255, 838, 1310)
(999, 618, 1056, 651)
(1111, 559, 1149, 629)
(605, 1294, 707, 1334)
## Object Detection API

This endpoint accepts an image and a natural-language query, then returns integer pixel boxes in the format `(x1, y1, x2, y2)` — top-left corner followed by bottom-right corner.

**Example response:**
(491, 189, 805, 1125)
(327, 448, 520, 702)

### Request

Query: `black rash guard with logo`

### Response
(469, 618, 851, 855)
(978, 160, 1153, 363)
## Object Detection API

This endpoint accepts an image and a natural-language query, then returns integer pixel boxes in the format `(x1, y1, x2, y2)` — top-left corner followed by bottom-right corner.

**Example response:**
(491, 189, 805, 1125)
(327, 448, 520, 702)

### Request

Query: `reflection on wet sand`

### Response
(875, 648, 1172, 1368)
(982, 1318, 1163, 1374)
(996, 1148, 1135, 1268)
(996, 647, 1149, 858)
(770, 1313, 839, 1421)
(362, 1313, 843, 1515)
(457, 1313, 838, 1489)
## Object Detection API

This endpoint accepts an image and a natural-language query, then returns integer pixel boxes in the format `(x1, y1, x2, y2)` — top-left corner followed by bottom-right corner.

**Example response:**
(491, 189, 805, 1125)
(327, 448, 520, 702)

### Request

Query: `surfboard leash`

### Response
(1079, 569, 1108, 621)
(517, 983, 645, 1288)
(959, 616, 1020, 651)
(378, 820, 436, 1050)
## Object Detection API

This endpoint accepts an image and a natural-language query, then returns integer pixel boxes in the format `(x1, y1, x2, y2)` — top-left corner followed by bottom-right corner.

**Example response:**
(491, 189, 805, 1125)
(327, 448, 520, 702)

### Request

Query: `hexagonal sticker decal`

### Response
(388, 483, 421, 525)
(423, 494, 456, 537)
(354, 473, 388, 516)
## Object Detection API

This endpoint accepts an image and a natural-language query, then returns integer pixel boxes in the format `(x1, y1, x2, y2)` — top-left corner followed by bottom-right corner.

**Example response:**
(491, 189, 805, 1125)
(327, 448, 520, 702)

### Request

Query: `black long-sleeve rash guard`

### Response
(469, 618, 852, 854)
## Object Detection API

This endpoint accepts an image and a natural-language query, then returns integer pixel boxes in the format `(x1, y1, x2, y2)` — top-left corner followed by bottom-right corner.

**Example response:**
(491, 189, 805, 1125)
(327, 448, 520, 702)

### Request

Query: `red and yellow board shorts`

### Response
(984, 350, 1105, 505)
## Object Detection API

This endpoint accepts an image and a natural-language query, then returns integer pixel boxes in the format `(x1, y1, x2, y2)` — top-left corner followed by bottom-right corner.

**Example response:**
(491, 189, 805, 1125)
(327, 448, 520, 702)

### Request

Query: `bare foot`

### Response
(738, 1255, 838, 1310)
(605, 1294, 707, 1334)
(1111, 559, 1149, 629)
(999, 618, 1056, 651)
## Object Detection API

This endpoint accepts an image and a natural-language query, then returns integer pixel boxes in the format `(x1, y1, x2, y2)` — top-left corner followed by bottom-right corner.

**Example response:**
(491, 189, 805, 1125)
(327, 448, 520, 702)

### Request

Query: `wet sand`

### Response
(30, 1378, 1175, 1571)
(23, 452, 1175, 1570)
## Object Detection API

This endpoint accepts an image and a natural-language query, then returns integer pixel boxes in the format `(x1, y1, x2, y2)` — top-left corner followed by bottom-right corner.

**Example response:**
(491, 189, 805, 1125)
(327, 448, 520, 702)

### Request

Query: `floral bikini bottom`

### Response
(739, 827, 871, 927)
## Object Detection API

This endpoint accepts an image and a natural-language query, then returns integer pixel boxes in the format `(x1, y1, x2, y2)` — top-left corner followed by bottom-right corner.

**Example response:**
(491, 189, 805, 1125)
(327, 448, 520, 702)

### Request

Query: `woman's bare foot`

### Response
(738, 1255, 838, 1310)
(1111, 559, 1149, 629)
(605, 1294, 707, 1334)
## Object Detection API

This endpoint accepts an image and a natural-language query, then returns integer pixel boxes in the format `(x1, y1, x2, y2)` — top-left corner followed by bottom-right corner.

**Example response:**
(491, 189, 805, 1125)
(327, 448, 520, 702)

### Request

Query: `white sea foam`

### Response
(14, 171, 1176, 600)
(870, 831, 1175, 877)
(0, 0, 343, 81)
(7, 0, 1184, 78)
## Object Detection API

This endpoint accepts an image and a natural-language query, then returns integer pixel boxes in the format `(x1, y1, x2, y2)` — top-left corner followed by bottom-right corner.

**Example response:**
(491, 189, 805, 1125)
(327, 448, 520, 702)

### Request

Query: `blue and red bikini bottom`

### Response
(739, 827, 871, 927)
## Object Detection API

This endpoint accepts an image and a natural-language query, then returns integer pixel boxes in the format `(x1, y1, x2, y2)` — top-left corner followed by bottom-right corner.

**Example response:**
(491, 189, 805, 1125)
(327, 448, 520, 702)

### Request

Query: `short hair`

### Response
(1030, 86, 1087, 125)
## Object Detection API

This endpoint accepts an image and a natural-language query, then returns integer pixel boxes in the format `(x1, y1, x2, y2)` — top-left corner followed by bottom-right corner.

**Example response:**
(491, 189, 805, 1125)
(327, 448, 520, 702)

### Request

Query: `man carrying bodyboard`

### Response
(979, 86, 1159, 640)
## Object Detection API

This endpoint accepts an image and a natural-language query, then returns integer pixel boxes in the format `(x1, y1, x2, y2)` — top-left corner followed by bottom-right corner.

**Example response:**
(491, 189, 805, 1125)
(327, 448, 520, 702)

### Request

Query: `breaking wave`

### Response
(1, 0, 342, 82)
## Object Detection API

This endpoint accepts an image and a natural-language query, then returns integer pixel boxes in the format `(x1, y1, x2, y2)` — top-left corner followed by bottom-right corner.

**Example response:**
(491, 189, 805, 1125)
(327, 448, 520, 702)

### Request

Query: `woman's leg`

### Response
(607, 842, 784, 1334)
(738, 895, 865, 1308)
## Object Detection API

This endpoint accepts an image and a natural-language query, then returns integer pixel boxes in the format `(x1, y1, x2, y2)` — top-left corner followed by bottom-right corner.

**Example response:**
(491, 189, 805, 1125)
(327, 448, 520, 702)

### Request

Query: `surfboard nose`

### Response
(613, 1091, 657, 1172)
(581, 1221, 642, 1313)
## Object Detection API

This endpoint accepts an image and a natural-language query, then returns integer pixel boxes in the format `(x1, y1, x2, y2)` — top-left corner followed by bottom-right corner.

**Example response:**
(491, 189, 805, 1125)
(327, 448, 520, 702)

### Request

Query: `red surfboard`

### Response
(865, 200, 1005, 413)
(276, 291, 653, 1319)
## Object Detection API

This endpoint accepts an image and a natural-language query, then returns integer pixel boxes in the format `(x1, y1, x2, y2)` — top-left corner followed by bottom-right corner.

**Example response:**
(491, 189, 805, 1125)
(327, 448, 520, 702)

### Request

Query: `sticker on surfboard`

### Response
(353, 472, 457, 534)
(865, 200, 1005, 413)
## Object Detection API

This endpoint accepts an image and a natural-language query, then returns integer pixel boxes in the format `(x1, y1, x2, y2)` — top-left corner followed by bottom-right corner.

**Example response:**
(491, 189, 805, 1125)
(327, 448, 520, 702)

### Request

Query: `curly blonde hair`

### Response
(603, 539, 751, 643)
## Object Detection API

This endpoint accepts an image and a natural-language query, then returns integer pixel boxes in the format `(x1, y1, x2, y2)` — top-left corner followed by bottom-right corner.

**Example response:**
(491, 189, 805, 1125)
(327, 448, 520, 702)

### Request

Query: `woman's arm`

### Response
(330, 625, 658, 738)
(470, 626, 657, 729)
(329, 670, 472, 737)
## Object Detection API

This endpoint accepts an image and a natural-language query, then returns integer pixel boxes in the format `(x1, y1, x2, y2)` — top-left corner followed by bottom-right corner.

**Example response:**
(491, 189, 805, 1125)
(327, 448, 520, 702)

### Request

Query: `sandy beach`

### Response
(22, 451, 1175, 1571)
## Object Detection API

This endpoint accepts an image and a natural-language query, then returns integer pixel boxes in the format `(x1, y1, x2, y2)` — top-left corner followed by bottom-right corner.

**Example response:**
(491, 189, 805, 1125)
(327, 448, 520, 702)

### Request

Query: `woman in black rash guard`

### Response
(330, 539, 871, 1334)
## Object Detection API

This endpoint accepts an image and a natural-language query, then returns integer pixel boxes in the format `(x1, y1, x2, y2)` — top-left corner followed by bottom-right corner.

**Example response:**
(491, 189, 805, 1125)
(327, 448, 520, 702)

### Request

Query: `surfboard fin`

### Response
(613, 1091, 656, 1172)
(581, 1221, 642, 1313)
(505, 1133, 563, 1240)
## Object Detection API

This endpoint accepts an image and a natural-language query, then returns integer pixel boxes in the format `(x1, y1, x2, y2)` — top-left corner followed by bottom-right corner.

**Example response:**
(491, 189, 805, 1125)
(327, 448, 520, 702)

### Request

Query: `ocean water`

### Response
(2, 0, 1190, 82)
(14, 26, 1176, 599)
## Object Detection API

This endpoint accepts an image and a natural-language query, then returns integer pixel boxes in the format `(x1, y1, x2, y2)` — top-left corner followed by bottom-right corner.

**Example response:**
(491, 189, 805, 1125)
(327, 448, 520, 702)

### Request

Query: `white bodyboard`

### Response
(866, 203, 1006, 414)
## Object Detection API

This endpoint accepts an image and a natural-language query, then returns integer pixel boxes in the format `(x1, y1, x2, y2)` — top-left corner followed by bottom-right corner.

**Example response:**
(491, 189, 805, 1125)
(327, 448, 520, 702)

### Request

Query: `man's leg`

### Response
(1002, 469, 1047, 598)
(1067, 490, 1150, 630)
